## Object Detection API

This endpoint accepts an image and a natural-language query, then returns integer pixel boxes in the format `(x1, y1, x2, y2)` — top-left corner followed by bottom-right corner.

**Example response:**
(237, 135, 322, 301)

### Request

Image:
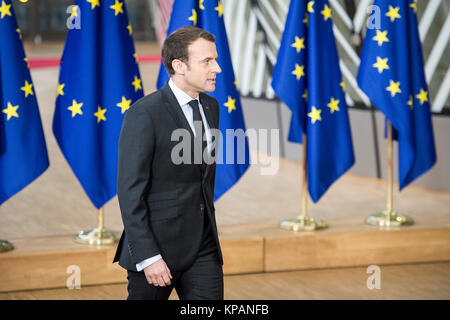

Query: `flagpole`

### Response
(280, 134, 327, 232)
(75, 207, 120, 245)
(366, 121, 413, 227)
(387, 121, 393, 220)
(0, 240, 14, 253)
(300, 133, 308, 221)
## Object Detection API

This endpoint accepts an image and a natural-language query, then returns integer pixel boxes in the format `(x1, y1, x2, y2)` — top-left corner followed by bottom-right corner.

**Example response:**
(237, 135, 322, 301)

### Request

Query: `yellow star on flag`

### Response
(291, 36, 305, 53)
(127, 24, 132, 35)
(327, 97, 340, 113)
(94, 106, 107, 123)
(224, 96, 236, 113)
(24, 57, 29, 68)
(0, 0, 12, 19)
(415, 88, 428, 105)
(131, 75, 142, 92)
(372, 56, 390, 74)
(116, 96, 131, 114)
(57, 83, 65, 97)
(188, 9, 197, 26)
(110, 0, 123, 16)
(410, 2, 417, 13)
(70, 5, 79, 17)
(199, 0, 205, 10)
(21, 80, 34, 98)
(385, 5, 401, 22)
(291, 64, 305, 80)
(307, 1, 314, 13)
(321, 4, 332, 21)
(133, 52, 139, 64)
(2, 102, 19, 120)
(86, 0, 100, 10)
(340, 79, 346, 92)
(302, 89, 308, 101)
(372, 30, 389, 46)
(215, 1, 223, 18)
(386, 80, 401, 97)
(303, 13, 308, 25)
(407, 95, 413, 109)
(68, 99, 83, 117)
(308, 106, 322, 124)
(16, 28, 22, 39)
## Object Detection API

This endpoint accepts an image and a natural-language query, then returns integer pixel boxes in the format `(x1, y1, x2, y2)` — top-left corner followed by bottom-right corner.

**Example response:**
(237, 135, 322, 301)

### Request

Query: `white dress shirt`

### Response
(136, 79, 212, 272)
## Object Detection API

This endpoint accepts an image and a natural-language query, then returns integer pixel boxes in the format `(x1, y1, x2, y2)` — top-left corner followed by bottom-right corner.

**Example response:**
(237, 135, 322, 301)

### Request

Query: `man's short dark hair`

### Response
(161, 26, 216, 75)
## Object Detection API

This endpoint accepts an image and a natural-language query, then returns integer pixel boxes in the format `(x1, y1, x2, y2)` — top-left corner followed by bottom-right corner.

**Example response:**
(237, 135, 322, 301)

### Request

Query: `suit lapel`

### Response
(160, 82, 201, 175)
(199, 93, 217, 130)
(200, 94, 219, 183)
(160, 82, 218, 180)
(160, 82, 195, 137)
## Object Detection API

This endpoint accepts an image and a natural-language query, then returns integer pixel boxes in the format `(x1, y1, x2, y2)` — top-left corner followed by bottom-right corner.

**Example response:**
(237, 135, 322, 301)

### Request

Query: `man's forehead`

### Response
(187, 38, 218, 57)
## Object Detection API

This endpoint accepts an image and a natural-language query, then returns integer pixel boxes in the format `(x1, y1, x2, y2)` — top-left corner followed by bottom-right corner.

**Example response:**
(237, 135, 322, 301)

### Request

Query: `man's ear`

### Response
(172, 59, 185, 75)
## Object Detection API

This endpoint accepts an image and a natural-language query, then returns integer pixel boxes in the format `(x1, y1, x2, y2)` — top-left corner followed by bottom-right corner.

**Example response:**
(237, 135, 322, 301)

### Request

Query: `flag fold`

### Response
(358, 0, 436, 189)
(272, 0, 355, 202)
(0, 0, 49, 205)
(53, 0, 144, 208)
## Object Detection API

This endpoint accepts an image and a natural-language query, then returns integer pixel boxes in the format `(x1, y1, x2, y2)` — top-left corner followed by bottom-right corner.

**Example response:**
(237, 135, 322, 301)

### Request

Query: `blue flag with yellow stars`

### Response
(0, 0, 49, 205)
(53, 0, 144, 208)
(157, 0, 250, 201)
(358, 0, 436, 189)
(272, 0, 355, 202)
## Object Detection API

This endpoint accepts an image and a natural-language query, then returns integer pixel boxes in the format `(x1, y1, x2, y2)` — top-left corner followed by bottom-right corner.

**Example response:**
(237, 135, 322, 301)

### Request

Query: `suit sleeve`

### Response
(117, 104, 160, 265)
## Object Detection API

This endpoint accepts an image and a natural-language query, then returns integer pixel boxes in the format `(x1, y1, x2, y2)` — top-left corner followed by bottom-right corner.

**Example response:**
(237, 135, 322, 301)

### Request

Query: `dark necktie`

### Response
(188, 100, 208, 168)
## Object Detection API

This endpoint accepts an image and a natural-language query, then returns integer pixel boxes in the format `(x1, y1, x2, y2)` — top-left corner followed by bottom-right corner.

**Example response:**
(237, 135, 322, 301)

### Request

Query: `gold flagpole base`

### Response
(280, 216, 328, 232)
(0, 239, 14, 253)
(365, 210, 414, 228)
(75, 228, 120, 246)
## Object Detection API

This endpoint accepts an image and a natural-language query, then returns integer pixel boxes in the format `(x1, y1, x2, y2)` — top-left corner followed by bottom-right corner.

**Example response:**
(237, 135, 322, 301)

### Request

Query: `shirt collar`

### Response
(168, 78, 200, 107)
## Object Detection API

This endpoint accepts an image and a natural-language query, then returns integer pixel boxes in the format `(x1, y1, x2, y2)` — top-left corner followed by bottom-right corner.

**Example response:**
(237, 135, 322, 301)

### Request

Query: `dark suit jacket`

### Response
(113, 82, 223, 272)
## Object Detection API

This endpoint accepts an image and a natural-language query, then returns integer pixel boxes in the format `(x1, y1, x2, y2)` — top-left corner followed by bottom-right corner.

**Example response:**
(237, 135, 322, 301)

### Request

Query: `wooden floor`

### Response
(1, 262, 449, 300)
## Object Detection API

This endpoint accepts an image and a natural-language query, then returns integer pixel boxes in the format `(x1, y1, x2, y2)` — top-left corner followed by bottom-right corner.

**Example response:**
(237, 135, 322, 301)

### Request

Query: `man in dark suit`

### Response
(113, 26, 223, 300)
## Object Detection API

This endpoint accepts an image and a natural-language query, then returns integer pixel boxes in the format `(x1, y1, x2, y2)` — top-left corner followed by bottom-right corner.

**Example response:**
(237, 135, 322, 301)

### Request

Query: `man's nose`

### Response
(212, 60, 222, 74)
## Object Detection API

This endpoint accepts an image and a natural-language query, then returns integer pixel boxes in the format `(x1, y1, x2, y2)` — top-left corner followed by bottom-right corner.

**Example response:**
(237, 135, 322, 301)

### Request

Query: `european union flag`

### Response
(157, 0, 250, 201)
(272, 0, 355, 202)
(358, 0, 436, 189)
(0, 0, 49, 204)
(53, 0, 144, 208)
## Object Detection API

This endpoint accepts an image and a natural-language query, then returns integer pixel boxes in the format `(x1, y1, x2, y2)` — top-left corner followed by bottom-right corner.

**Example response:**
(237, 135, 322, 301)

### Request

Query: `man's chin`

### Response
(205, 84, 216, 92)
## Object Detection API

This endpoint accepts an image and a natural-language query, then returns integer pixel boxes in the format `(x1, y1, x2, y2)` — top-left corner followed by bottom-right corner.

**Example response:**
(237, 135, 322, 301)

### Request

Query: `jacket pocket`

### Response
(147, 189, 179, 220)
(149, 206, 178, 221)
(147, 189, 178, 202)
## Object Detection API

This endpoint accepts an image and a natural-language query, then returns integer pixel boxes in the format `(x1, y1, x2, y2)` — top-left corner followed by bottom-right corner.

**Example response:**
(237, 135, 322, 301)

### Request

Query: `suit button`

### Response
(200, 204, 205, 211)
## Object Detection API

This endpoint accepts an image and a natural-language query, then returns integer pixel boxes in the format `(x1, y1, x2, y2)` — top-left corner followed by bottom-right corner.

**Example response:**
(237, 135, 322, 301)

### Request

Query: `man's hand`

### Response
(143, 259, 173, 287)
